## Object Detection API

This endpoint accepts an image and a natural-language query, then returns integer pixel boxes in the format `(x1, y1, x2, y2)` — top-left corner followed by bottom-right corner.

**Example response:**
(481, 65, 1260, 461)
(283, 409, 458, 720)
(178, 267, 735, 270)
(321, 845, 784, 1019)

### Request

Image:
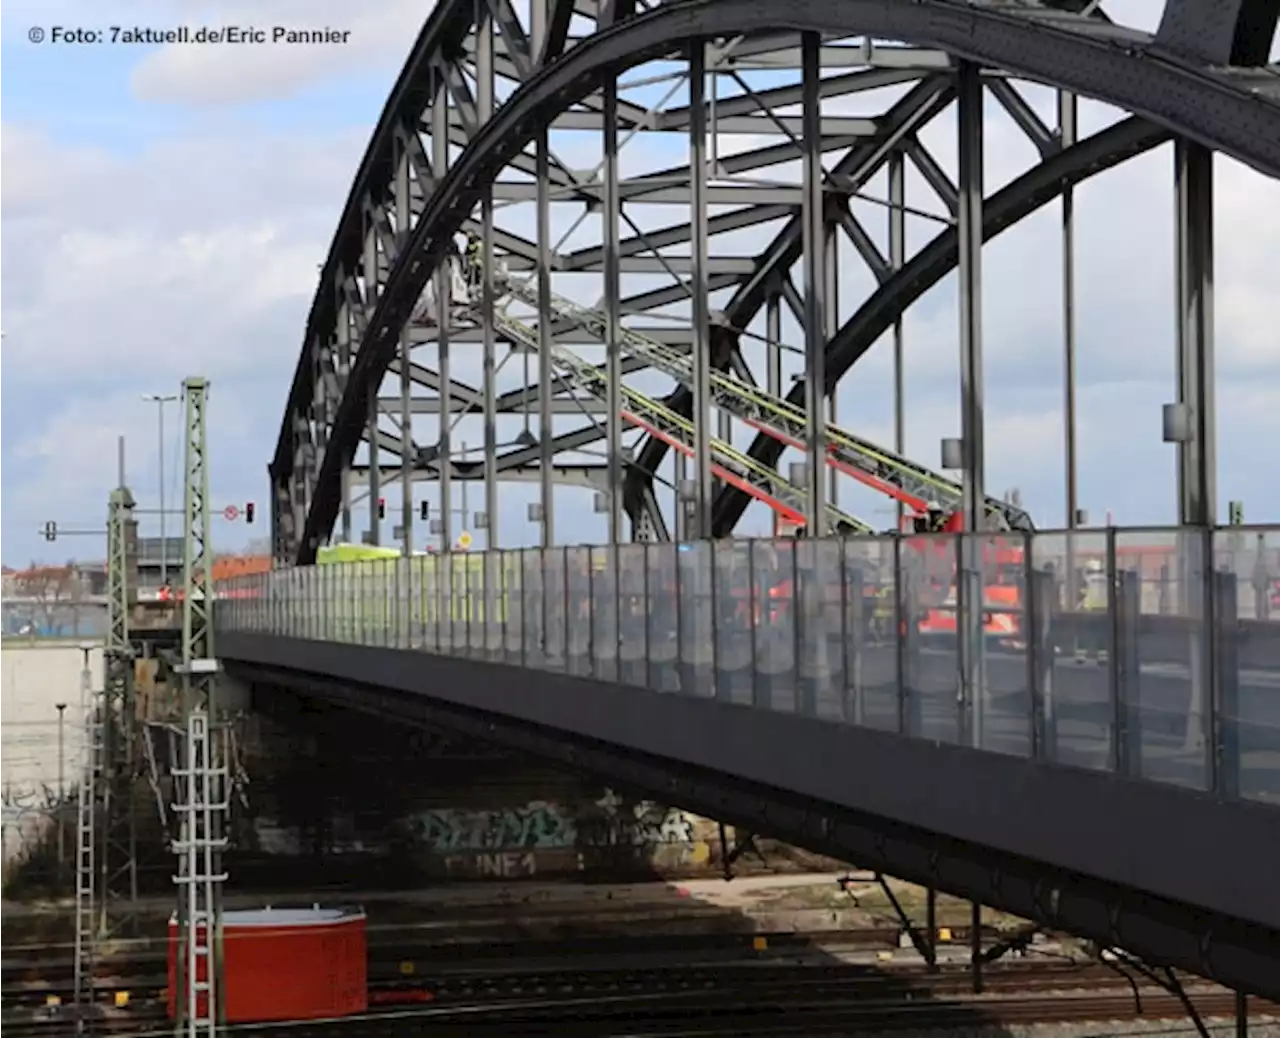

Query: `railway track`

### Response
(5, 983, 1271, 1037)
(7, 958, 1271, 1032)
(4, 929, 1068, 1010)
(2, 924, 984, 989)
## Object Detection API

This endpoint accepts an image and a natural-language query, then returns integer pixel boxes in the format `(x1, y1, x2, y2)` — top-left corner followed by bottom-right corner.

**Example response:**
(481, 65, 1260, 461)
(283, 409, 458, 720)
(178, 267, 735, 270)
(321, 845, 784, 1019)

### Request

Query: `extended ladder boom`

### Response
(503, 279, 1033, 532)
(488, 308, 872, 535)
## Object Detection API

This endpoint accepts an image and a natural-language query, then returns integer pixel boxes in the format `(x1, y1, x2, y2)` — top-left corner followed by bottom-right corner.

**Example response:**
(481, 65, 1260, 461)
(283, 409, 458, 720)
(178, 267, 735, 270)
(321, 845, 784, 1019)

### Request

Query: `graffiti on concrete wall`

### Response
(239, 785, 711, 882)
(2, 782, 63, 867)
(2, 782, 61, 819)
(443, 852, 538, 879)
(413, 801, 576, 851)
(409, 790, 694, 854)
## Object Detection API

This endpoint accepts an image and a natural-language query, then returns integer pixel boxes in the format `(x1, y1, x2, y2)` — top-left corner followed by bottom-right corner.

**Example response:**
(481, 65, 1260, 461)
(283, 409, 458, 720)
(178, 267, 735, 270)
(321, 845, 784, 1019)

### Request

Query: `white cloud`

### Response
(3, 3, 1278, 565)
(0, 118, 359, 561)
(128, 0, 429, 105)
(0, 122, 359, 384)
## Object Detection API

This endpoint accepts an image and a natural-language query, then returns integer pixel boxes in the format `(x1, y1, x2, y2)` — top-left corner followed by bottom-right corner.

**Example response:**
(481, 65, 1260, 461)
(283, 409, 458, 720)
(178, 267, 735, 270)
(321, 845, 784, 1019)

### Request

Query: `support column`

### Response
(889, 149, 906, 531)
(825, 224, 840, 509)
(362, 206, 382, 548)
(1174, 140, 1216, 527)
(536, 122, 555, 549)
(1060, 90, 1080, 612)
(366, 372, 381, 545)
(766, 290, 783, 538)
(689, 42, 713, 540)
(395, 132, 414, 556)
(477, 0, 499, 549)
(800, 33, 827, 534)
(337, 303, 353, 543)
(603, 75, 625, 545)
(433, 70, 454, 553)
(956, 62, 987, 747)
(1173, 139, 1216, 781)
(174, 375, 228, 1034)
(1060, 91, 1079, 530)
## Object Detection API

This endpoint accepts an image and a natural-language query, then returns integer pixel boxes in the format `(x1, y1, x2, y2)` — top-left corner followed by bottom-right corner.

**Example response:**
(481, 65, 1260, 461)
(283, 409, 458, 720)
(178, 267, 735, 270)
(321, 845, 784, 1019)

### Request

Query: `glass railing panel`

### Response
(751, 539, 796, 713)
(565, 546, 594, 677)
(1117, 528, 1209, 790)
(646, 544, 679, 693)
(618, 544, 649, 689)
(521, 549, 545, 670)
(1213, 525, 1280, 805)
(589, 546, 619, 684)
(681, 542, 717, 699)
(1028, 529, 1112, 770)
(970, 532, 1032, 758)
(841, 534, 900, 732)
(901, 532, 962, 745)
(501, 551, 524, 666)
(712, 539, 754, 706)
(794, 537, 839, 720)
(541, 548, 567, 673)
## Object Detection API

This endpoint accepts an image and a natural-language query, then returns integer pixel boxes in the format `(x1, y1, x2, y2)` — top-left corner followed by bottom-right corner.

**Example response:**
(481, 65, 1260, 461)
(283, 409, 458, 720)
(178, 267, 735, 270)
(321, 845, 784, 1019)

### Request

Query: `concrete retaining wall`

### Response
(1, 642, 102, 867)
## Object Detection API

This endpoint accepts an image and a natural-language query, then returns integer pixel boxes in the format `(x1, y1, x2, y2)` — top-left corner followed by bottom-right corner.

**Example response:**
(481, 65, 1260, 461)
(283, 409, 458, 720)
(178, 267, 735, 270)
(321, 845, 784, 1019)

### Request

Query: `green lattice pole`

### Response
(98, 479, 139, 937)
(174, 376, 227, 1036)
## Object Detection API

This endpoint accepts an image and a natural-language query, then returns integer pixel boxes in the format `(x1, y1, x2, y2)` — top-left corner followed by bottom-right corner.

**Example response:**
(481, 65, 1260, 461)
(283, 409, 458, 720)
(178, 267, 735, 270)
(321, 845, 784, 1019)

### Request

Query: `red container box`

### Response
(167, 906, 367, 1023)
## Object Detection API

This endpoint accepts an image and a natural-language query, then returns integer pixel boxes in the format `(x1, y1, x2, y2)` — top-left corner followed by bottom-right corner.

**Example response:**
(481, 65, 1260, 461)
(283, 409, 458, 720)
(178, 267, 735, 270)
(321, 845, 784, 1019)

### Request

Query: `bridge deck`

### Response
(215, 529, 1280, 997)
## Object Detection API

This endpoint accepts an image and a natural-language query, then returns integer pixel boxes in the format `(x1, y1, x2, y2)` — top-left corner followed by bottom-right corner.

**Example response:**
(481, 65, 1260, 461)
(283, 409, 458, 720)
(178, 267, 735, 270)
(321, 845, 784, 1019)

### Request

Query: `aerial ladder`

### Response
(498, 277, 1034, 533)
(416, 259, 872, 537)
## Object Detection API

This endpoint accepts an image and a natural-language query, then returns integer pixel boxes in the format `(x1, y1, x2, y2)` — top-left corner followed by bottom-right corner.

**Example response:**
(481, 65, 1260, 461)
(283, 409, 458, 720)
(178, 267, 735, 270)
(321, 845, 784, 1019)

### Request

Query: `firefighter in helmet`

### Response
(463, 232, 482, 292)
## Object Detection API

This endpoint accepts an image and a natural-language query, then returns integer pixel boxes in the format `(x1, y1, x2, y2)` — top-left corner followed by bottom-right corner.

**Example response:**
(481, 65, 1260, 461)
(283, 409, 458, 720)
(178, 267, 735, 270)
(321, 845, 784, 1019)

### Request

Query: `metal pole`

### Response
(604, 74, 624, 546)
(1174, 138, 1216, 528)
(801, 33, 827, 534)
(1060, 91, 1080, 613)
(889, 150, 906, 531)
(159, 402, 166, 585)
(363, 188, 382, 548)
(460, 441, 470, 532)
(433, 69, 454, 554)
(1060, 92, 1079, 531)
(56, 702, 67, 876)
(956, 62, 987, 748)
(766, 292, 782, 539)
(825, 224, 840, 510)
(395, 125, 414, 557)
(536, 119, 555, 549)
(477, 0, 499, 550)
(1173, 138, 1216, 778)
(690, 42, 712, 539)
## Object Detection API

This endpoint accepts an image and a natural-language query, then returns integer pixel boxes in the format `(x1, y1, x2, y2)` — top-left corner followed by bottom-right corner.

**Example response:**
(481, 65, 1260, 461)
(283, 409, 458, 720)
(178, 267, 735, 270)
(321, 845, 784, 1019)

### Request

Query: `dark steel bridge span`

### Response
(219, 630, 1280, 1000)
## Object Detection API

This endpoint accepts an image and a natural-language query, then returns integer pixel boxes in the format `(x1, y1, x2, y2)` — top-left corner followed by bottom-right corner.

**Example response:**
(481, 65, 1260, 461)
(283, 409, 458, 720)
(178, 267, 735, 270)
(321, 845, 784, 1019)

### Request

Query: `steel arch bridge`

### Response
(268, 0, 1280, 566)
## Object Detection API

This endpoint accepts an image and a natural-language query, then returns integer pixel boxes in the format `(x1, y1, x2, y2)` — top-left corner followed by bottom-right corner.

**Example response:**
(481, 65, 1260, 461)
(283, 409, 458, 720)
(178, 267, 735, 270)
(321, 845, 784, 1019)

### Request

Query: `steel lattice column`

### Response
(173, 375, 228, 1033)
(97, 482, 139, 939)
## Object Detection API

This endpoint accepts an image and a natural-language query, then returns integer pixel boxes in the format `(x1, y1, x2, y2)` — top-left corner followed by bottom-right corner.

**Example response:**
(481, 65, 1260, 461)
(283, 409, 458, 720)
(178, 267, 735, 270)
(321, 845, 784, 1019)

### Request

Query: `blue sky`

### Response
(1, 0, 422, 565)
(2, 0, 1277, 569)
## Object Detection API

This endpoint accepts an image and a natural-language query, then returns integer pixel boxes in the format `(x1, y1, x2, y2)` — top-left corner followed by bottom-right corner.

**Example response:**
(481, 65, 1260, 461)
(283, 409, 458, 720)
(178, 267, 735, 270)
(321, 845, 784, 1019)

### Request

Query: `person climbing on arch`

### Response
(463, 232, 483, 293)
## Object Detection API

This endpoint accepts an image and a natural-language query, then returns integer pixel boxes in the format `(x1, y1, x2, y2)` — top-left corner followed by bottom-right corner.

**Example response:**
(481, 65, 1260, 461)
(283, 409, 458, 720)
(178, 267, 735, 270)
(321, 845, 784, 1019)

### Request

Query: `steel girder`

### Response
(710, 114, 1174, 534)
(275, 0, 1278, 564)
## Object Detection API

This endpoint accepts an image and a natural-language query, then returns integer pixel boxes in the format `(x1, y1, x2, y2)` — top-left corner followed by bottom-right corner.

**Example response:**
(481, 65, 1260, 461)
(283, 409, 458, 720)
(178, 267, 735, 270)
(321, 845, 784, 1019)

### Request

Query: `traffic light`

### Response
(1228, 500, 1244, 526)
(419, 500, 429, 522)
(377, 498, 386, 520)
(245, 502, 255, 524)
(42, 521, 57, 542)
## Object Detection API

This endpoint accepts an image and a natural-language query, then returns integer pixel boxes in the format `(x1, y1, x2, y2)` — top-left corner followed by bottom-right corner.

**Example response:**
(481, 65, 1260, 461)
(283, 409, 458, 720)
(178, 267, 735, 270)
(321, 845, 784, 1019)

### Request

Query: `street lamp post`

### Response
(142, 394, 179, 587)
(55, 702, 67, 876)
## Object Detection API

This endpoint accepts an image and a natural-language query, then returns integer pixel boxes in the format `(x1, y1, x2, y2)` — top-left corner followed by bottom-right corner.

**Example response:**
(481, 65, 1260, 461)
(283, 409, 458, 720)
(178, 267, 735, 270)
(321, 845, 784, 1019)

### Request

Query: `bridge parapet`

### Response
(215, 525, 1280, 808)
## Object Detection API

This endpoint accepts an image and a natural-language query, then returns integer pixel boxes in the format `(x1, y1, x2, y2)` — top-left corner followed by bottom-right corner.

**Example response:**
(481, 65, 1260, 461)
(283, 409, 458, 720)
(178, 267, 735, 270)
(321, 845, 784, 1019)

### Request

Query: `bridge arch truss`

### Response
(270, 0, 1279, 565)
